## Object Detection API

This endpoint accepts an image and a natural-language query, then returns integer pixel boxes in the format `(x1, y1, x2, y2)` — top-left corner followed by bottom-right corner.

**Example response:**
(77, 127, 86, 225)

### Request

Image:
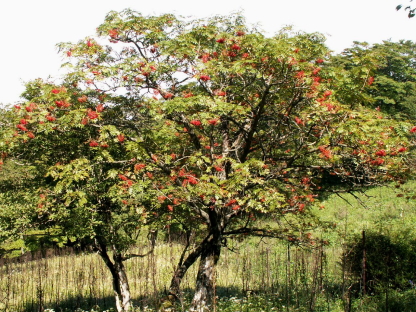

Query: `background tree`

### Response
(331, 40, 416, 120)
(1, 9, 414, 312)
(1, 78, 159, 311)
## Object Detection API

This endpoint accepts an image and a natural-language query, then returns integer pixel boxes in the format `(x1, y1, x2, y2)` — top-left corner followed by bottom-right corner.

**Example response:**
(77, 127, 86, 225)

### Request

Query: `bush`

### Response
(343, 231, 416, 294)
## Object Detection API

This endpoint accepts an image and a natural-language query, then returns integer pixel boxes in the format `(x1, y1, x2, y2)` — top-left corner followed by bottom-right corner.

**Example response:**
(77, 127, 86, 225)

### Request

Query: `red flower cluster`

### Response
(117, 134, 125, 143)
(216, 38, 226, 43)
(294, 117, 304, 125)
(96, 104, 105, 112)
(295, 71, 305, 79)
(109, 29, 118, 38)
(199, 75, 211, 81)
(410, 126, 416, 133)
(55, 100, 71, 108)
(190, 120, 201, 126)
(225, 199, 237, 207)
(134, 163, 146, 171)
(318, 146, 332, 159)
(323, 90, 332, 97)
(17, 124, 28, 132)
(181, 175, 198, 187)
(375, 150, 386, 157)
(89, 140, 99, 147)
(312, 67, 321, 76)
(46, 115, 56, 122)
(200, 53, 210, 63)
(87, 109, 99, 119)
(183, 92, 194, 98)
(25, 102, 37, 112)
(78, 95, 88, 103)
(371, 158, 385, 166)
(207, 119, 219, 125)
(214, 165, 224, 172)
(163, 92, 174, 99)
(119, 174, 128, 181)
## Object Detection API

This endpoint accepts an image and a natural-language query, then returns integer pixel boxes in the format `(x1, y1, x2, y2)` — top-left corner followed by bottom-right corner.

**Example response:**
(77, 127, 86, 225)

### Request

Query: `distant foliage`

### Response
(344, 231, 416, 294)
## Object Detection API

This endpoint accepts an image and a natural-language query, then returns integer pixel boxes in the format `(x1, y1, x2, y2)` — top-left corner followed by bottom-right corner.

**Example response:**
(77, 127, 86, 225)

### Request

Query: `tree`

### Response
(0, 83, 158, 310)
(0, 107, 40, 252)
(331, 40, 416, 120)
(1, 10, 414, 311)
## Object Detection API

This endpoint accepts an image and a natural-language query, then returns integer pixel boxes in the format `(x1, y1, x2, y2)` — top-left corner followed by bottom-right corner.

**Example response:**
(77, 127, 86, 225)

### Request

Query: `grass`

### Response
(1, 182, 416, 311)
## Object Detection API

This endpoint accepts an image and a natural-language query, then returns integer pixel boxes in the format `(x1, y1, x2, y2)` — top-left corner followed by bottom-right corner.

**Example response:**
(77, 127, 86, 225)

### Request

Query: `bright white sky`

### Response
(1, 0, 414, 105)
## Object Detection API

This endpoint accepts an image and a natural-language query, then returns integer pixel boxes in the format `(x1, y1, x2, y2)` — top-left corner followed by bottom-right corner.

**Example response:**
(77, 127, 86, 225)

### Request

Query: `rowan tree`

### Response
(1, 10, 414, 312)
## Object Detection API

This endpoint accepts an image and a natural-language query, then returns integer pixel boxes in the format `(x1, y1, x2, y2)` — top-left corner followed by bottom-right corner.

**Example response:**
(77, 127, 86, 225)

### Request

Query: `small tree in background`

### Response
(1, 10, 414, 311)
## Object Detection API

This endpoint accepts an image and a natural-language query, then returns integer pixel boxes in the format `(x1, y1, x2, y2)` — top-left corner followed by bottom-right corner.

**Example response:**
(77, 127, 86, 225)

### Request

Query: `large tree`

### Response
(1, 10, 414, 311)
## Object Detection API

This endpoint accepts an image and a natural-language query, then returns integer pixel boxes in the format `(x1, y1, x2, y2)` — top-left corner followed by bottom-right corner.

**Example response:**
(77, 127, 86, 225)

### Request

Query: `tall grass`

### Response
(1, 240, 345, 312)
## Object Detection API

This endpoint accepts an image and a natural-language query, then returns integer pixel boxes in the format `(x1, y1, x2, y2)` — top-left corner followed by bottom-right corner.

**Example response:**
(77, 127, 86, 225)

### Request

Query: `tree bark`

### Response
(190, 237, 221, 312)
(112, 256, 132, 312)
(168, 242, 203, 299)
(96, 243, 132, 312)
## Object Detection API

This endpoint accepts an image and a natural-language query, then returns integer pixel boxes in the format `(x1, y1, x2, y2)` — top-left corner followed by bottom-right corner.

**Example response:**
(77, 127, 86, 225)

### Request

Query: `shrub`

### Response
(343, 231, 416, 294)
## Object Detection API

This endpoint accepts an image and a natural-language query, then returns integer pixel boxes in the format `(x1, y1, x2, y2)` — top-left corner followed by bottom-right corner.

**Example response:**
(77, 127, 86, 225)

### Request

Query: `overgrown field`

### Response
(1, 183, 416, 312)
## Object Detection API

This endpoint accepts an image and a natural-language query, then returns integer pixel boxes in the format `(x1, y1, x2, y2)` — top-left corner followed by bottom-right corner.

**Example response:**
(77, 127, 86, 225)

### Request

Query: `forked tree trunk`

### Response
(169, 245, 202, 298)
(190, 237, 221, 312)
(168, 234, 208, 300)
(97, 244, 132, 312)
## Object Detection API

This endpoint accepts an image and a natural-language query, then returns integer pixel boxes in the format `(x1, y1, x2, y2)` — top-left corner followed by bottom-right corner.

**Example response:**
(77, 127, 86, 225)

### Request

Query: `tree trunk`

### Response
(97, 244, 132, 312)
(168, 234, 209, 299)
(190, 237, 221, 312)
(112, 257, 132, 312)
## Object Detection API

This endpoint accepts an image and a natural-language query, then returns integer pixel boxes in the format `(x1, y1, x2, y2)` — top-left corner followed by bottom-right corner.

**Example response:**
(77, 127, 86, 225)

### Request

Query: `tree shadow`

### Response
(21, 295, 116, 312)
(18, 286, 244, 312)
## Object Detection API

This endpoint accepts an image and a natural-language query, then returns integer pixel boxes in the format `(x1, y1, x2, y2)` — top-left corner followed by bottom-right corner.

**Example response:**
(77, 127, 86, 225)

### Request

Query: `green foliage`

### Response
(344, 232, 416, 293)
(2, 10, 408, 250)
(331, 40, 416, 120)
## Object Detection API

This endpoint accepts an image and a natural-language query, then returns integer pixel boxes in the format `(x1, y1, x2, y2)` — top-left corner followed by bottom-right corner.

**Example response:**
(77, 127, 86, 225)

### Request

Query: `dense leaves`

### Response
(331, 40, 416, 120)
(344, 231, 416, 294)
